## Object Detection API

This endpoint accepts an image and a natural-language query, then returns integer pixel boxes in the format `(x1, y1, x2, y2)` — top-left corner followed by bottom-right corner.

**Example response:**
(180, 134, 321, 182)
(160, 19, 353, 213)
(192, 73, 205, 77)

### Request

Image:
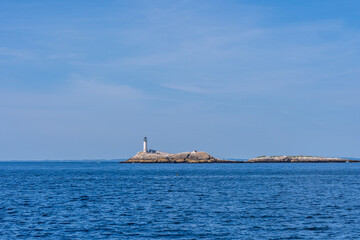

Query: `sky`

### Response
(0, 0, 359, 160)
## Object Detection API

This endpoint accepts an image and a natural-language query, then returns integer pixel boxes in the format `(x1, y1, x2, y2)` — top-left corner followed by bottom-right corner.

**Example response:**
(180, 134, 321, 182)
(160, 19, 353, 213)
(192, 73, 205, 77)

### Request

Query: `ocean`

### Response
(1, 162, 360, 239)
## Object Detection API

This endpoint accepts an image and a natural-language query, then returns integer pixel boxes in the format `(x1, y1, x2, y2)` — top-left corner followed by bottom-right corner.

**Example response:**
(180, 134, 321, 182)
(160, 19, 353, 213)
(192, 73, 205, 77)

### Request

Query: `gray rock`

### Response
(248, 156, 350, 163)
(123, 151, 239, 163)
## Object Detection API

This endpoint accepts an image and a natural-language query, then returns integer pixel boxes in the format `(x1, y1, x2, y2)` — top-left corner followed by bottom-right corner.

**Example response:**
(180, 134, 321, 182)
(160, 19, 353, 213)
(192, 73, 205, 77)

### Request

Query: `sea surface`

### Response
(1, 162, 360, 239)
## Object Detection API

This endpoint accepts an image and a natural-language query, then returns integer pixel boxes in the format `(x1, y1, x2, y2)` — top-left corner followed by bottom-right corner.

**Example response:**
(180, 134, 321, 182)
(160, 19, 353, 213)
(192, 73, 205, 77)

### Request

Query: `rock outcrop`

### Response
(248, 156, 351, 163)
(121, 152, 355, 164)
(123, 151, 239, 163)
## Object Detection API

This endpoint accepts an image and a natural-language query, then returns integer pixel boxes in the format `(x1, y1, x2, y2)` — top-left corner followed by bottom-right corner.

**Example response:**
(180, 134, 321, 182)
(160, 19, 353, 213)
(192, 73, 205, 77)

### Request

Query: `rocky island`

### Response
(122, 137, 238, 163)
(121, 137, 356, 163)
(124, 151, 238, 163)
(248, 156, 353, 163)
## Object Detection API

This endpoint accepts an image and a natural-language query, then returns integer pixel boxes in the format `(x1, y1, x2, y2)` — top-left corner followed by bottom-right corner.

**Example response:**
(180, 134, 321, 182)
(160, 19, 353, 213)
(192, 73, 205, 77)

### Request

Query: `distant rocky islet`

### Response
(123, 152, 353, 163)
(122, 137, 355, 163)
(247, 156, 353, 163)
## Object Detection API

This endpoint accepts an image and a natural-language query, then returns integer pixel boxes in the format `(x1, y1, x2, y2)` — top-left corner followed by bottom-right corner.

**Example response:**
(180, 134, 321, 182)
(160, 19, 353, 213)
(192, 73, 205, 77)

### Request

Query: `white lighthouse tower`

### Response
(143, 136, 148, 153)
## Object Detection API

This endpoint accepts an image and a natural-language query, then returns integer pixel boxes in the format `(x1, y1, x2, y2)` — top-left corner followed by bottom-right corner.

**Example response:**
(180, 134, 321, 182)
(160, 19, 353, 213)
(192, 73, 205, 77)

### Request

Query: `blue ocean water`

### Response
(1, 162, 360, 239)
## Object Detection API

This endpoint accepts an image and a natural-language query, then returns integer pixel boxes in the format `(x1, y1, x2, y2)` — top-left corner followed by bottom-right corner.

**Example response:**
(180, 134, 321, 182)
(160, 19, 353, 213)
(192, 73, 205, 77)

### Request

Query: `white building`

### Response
(143, 136, 156, 153)
(143, 136, 148, 153)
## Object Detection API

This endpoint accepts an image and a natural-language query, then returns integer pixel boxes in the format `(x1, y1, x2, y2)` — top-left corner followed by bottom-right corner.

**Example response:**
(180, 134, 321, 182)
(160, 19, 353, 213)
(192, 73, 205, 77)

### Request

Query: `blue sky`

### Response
(0, 0, 359, 160)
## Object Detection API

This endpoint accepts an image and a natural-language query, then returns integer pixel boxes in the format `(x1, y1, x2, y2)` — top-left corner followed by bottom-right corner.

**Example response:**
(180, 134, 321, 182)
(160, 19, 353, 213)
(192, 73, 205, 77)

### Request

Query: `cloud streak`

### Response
(0, 47, 36, 60)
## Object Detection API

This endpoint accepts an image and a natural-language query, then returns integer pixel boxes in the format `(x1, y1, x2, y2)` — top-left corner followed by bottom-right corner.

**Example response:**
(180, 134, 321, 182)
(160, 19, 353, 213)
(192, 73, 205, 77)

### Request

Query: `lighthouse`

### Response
(143, 136, 148, 153)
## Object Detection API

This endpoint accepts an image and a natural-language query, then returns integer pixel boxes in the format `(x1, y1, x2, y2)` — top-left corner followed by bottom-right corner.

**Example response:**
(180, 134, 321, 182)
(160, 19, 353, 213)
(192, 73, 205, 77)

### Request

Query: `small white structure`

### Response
(143, 136, 148, 153)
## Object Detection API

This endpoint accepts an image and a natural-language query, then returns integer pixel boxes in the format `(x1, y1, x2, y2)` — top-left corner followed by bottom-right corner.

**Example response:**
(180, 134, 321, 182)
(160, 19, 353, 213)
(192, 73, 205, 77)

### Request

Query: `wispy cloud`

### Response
(161, 82, 215, 94)
(0, 78, 146, 110)
(48, 53, 82, 60)
(0, 47, 36, 60)
(70, 78, 145, 100)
